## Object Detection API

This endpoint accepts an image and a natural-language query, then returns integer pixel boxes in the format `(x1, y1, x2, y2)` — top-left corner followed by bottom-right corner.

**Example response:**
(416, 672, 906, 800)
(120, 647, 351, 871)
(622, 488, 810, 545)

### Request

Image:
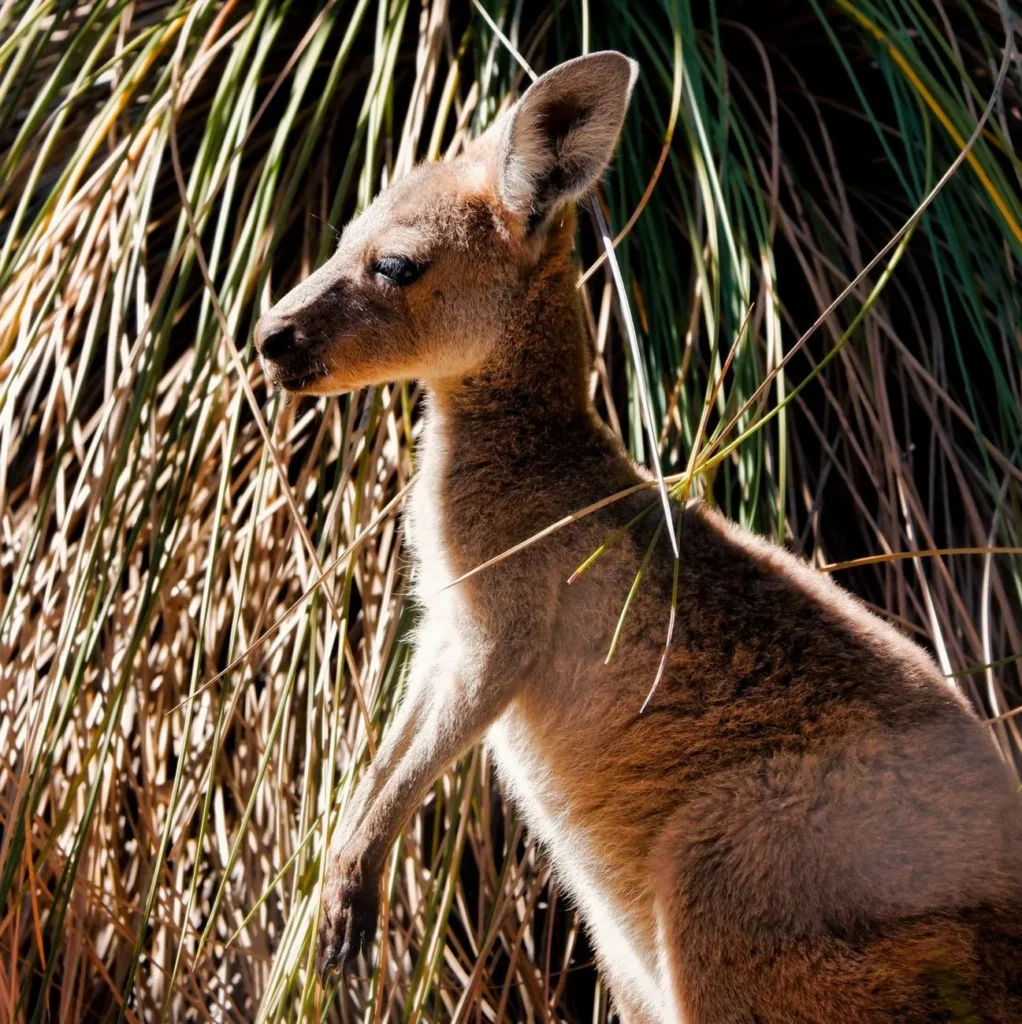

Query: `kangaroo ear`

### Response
(497, 52, 638, 229)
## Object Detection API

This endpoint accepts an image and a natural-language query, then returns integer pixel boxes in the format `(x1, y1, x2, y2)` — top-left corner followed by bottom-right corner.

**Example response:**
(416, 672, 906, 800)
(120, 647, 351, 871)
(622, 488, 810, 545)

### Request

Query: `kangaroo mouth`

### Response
(280, 369, 328, 392)
(260, 353, 329, 393)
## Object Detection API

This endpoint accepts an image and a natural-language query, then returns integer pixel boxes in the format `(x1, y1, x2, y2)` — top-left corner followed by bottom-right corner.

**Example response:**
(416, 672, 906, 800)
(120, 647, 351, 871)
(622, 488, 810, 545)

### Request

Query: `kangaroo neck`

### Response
(427, 236, 593, 448)
(416, 243, 614, 568)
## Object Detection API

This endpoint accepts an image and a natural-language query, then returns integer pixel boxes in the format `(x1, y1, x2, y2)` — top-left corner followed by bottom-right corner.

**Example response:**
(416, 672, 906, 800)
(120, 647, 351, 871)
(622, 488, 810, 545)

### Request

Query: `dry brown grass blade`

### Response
(440, 479, 658, 591)
(821, 547, 1022, 573)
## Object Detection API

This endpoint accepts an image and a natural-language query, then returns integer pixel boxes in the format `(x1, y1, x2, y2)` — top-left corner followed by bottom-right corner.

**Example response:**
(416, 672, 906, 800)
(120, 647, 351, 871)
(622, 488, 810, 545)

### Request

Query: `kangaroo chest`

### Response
(486, 702, 670, 1023)
(408, 411, 673, 1020)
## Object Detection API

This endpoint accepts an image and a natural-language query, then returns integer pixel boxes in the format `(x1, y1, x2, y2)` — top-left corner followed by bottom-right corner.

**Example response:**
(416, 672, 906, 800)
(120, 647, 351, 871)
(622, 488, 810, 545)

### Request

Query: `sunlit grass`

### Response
(1, 1, 1020, 1021)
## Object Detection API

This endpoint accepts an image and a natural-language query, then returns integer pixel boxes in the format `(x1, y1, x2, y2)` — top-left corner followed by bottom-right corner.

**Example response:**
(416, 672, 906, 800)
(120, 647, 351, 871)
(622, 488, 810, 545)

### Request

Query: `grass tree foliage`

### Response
(0, 0, 1020, 1020)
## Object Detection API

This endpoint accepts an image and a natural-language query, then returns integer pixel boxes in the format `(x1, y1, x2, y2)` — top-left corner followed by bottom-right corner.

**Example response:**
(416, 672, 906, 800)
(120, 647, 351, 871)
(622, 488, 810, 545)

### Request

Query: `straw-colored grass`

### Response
(1, 1, 1020, 1021)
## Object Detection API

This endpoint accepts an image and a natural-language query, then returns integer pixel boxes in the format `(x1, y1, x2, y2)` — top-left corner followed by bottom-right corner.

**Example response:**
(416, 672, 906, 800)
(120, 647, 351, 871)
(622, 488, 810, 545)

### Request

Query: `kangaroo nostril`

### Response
(257, 321, 297, 361)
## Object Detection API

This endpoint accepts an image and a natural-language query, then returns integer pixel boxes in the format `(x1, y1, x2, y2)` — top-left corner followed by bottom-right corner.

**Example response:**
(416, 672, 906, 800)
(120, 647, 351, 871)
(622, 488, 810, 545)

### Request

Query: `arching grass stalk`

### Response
(605, 519, 665, 665)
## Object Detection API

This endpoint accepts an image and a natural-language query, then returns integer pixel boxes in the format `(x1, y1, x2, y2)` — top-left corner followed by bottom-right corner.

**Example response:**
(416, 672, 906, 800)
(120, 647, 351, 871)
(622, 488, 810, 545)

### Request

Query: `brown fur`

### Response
(254, 53, 1022, 1023)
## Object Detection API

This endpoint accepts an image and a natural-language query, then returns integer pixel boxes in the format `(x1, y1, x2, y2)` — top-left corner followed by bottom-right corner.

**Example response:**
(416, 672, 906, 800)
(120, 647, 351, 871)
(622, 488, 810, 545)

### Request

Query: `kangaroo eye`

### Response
(373, 255, 426, 286)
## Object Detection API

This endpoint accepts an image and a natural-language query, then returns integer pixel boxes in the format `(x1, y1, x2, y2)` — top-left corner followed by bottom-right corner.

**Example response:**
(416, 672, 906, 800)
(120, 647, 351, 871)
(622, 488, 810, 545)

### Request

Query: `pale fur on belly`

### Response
(487, 711, 671, 1022)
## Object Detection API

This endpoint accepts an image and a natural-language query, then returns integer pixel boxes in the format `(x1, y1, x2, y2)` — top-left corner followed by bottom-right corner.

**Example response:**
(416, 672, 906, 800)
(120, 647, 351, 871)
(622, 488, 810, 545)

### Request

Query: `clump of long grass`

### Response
(1, 1, 1019, 1021)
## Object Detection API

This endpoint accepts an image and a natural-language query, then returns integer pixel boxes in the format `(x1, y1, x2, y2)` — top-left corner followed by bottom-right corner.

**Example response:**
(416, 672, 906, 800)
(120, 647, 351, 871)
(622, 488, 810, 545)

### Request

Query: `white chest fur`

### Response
(405, 425, 454, 595)
(486, 707, 670, 1023)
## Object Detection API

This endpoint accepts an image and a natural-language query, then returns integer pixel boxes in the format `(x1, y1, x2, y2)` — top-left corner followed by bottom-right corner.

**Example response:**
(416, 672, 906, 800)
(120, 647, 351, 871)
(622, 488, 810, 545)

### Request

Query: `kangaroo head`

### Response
(254, 51, 637, 394)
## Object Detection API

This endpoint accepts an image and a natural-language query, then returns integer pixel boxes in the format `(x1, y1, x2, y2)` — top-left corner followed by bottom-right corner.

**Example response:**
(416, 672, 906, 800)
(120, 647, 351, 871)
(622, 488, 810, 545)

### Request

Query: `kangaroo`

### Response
(254, 53, 1022, 1023)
